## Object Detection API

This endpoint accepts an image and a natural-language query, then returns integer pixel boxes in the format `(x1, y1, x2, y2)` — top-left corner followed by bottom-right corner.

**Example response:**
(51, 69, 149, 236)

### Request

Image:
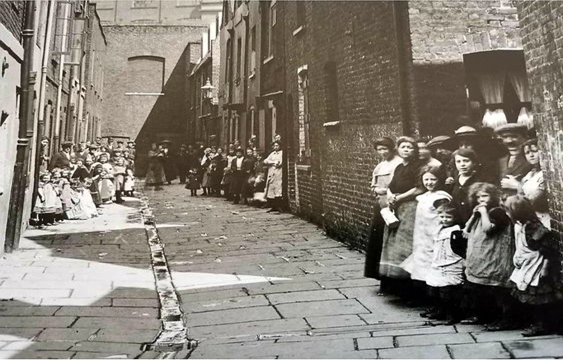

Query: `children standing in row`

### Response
(371, 129, 562, 337)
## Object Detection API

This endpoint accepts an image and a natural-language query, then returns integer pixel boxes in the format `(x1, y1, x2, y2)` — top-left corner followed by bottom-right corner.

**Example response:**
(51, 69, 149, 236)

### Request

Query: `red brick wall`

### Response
(517, 1, 563, 244)
(0, 1, 24, 42)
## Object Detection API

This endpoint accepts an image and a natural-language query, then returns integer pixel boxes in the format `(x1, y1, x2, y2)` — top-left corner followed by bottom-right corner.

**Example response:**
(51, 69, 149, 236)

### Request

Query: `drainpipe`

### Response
(32, 0, 56, 212)
(5, 0, 37, 252)
(392, 1, 417, 137)
(54, 2, 71, 150)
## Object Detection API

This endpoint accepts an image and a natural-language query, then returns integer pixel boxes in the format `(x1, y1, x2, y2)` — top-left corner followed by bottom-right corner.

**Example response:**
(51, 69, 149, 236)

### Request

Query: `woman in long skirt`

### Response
(145, 143, 166, 190)
(379, 137, 423, 295)
(364, 137, 402, 279)
(263, 141, 284, 212)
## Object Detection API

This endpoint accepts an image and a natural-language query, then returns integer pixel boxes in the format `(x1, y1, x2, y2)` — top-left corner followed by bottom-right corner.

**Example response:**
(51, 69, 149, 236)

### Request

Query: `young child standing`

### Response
(186, 168, 200, 196)
(505, 195, 563, 336)
(123, 168, 136, 197)
(425, 204, 464, 324)
(51, 170, 65, 222)
(463, 182, 515, 330)
(404, 166, 452, 284)
(34, 173, 58, 226)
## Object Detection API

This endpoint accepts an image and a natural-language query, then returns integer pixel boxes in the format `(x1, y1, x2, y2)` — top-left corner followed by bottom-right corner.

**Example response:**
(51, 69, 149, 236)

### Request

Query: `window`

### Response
(262, 4, 270, 59)
(132, 0, 157, 8)
(236, 37, 242, 80)
(296, 1, 306, 28)
(269, 2, 276, 57)
(226, 38, 232, 83)
(176, 0, 198, 7)
(250, 26, 256, 75)
(262, 1, 276, 60)
(126, 56, 165, 94)
(53, 1, 73, 55)
(297, 67, 311, 161)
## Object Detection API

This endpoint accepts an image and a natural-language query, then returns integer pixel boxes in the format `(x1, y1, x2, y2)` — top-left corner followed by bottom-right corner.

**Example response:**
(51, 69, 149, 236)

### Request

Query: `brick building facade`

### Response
(98, 2, 221, 174)
(95, 0, 222, 25)
(0, 0, 25, 251)
(81, 3, 107, 142)
(517, 2, 563, 243)
(102, 24, 207, 174)
(282, 1, 523, 249)
(187, 17, 221, 146)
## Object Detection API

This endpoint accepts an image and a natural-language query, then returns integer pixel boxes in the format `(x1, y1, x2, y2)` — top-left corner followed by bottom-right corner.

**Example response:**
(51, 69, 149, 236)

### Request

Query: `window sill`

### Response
(293, 25, 305, 36)
(124, 92, 165, 96)
(323, 121, 340, 129)
(131, 6, 159, 9)
(263, 55, 274, 65)
(296, 164, 311, 172)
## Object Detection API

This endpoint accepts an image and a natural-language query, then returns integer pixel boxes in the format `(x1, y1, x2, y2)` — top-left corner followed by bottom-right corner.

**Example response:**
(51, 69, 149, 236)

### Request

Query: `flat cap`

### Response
(427, 135, 451, 148)
(494, 123, 528, 135)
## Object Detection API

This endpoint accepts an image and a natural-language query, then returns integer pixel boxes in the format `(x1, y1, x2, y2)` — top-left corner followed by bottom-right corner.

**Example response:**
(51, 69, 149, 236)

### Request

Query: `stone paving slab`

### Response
(448, 342, 511, 359)
(396, 332, 475, 347)
(5, 350, 76, 359)
(305, 314, 367, 329)
(356, 336, 395, 350)
(275, 299, 370, 318)
(267, 289, 345, 305)
(187, 305, 281, 326)
(0, 305, 60, 316)
(244, 281, 323, 295)
(0, 316, 77, 328)
(55, 306, 158, 318)
(71, 316, 161, 329)
(36, 328, 98, 342)
(503, 338, 563, 358)
(183, 295, 269, 313)
(189, 318, 311, 339)
(379, 344, 451, 359)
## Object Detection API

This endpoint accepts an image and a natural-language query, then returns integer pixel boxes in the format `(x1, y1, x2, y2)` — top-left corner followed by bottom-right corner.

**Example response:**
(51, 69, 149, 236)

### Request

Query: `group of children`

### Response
(33, 142, 136, 227)
(370, 123, 562, 337)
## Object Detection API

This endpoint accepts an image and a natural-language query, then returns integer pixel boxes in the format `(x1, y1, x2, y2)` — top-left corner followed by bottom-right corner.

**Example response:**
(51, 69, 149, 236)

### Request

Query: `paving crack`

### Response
(138, 194, 198, 354)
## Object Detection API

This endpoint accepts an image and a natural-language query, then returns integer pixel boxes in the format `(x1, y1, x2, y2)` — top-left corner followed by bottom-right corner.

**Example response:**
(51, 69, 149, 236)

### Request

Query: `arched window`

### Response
(126, 55, 165, 94)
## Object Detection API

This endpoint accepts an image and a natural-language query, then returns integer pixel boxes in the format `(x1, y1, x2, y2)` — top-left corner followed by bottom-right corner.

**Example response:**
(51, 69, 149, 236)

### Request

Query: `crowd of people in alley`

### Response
(144, 135, 284, 212)
(33, 137, 136, 227)
(364, 120, 563, 338)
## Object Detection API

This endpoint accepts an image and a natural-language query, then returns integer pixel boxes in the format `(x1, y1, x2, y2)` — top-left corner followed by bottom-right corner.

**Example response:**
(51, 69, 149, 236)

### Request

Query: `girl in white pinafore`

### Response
(403, 165, 451, 282)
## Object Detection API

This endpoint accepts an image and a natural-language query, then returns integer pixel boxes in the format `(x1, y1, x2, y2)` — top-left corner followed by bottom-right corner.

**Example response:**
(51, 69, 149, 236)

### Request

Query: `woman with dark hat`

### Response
(364, 137, 402, 280)
(443, 126, 507, 186)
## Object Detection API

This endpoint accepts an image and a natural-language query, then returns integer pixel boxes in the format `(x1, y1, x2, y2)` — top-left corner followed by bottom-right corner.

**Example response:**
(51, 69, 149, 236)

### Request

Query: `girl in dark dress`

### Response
(505, 195, 563, 337)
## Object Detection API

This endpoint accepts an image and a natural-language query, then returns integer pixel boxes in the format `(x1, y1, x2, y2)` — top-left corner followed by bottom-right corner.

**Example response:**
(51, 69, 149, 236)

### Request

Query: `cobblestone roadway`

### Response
(147, 185, 563, 359)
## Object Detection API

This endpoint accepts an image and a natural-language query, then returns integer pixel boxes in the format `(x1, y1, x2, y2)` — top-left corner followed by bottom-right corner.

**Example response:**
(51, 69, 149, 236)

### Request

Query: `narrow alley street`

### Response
(148, 185, 563, 359)
(0, 185, 562, 358)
